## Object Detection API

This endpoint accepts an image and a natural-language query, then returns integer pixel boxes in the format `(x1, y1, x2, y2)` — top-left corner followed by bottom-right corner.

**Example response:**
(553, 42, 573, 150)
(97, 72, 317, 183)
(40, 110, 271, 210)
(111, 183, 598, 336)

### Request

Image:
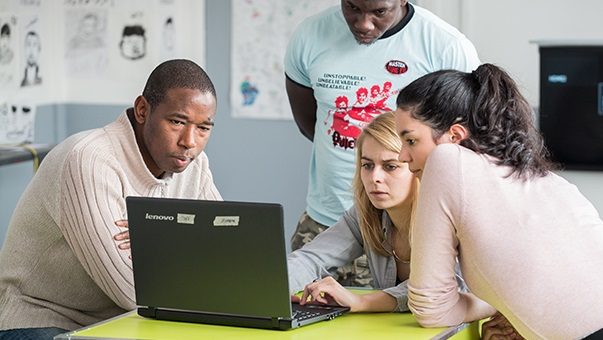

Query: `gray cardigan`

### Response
(287, 205, 411, 311)
(287, 205, 467, 312)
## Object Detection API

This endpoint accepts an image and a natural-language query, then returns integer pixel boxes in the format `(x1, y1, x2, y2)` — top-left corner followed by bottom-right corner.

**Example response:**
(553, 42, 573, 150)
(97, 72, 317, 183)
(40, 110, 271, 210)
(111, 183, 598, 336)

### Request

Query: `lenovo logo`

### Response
(145, 213, 174, 221)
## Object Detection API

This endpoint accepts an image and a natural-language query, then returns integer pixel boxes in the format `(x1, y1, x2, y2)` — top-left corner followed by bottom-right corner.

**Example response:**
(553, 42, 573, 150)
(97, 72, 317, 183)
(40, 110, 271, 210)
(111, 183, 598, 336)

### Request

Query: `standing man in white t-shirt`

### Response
(284, 0, 480, 287)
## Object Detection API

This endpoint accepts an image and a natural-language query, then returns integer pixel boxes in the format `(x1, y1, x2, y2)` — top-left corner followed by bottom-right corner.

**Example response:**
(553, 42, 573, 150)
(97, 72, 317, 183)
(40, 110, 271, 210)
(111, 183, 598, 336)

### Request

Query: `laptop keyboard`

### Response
(292, 304, 338, 321)
(292, 309, 321, 321)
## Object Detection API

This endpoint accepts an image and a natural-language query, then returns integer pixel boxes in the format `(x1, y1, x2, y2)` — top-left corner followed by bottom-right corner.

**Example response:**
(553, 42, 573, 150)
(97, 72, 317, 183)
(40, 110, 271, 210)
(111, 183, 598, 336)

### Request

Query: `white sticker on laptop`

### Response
(213, 216, 240, 227)
(177, 213, 196, 225)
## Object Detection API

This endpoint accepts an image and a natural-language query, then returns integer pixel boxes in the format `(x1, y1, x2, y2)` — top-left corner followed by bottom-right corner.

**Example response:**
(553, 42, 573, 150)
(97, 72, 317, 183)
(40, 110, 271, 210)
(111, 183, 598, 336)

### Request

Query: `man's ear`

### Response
(449, 123, 469, 144)
(133, 95, 150, 124)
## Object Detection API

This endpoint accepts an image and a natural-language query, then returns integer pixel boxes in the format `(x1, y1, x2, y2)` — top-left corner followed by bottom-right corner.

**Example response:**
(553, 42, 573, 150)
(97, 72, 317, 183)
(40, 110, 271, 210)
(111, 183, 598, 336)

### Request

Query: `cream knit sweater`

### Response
(0, 111, 222, 331)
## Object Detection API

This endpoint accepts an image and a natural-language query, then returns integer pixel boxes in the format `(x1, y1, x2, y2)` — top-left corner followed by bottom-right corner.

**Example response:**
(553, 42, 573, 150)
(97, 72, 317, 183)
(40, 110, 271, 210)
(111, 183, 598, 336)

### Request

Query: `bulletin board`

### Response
(230, 0, 338, 120)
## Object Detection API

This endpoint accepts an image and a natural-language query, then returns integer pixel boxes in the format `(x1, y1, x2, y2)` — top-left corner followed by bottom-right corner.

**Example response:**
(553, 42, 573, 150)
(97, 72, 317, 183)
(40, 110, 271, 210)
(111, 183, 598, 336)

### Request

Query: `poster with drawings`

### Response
(19, 14, 43, 88)
(158, 13, 175, 61)
(0, 100, 35, 145)
(117, 10, 148, 62)
(64, 8, 109, 76)
(157, 0, 187, 62)
(61, 0, 152, 104)
(0, 0, 205, 108)
(15, 0, 55, 129)
(230, 0, 338, 120)
(61, 0, 204, 104)
(0, 14, 18, 92)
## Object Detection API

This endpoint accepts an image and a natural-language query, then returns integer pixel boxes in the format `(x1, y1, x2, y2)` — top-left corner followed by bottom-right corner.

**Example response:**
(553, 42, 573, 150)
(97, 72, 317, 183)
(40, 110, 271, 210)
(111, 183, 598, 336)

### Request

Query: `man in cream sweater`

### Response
(0, 59, 222, 339)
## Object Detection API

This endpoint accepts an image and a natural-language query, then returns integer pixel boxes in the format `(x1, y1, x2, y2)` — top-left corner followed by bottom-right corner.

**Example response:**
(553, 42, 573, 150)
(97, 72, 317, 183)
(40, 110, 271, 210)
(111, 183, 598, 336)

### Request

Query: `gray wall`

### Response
(205, 1, 310, 250)
(0, 1, 312, 249)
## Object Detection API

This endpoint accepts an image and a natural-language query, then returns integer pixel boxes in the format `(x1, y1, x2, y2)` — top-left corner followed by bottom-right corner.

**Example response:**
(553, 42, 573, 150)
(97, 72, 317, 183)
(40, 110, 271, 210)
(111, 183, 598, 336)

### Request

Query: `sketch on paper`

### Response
(68, 11, 105, 50)
(20, 16, 42, 87)
(0, 15, 18, 89)
(0, 20, 15, 65)
(0, 101, 35, 145)
(157, 0, 178, 61)
(119, 10, 147, 61)
(0, 0, 206, 105)
(240, 77, 259, 106)
(119, 24, 146, 60)
(65, 9, 109, 75)
(231, 0, 338, 119)
(160, 16, 175, 59)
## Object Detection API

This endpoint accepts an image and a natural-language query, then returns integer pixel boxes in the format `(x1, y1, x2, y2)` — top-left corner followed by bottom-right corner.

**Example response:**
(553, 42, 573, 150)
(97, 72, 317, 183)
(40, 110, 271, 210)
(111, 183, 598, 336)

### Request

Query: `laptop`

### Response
(126, 196, 349, 330)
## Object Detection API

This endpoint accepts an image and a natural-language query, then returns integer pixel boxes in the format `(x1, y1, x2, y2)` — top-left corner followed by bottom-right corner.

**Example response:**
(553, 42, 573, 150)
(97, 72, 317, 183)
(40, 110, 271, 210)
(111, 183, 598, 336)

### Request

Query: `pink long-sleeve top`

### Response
(408, 144, 603, 340)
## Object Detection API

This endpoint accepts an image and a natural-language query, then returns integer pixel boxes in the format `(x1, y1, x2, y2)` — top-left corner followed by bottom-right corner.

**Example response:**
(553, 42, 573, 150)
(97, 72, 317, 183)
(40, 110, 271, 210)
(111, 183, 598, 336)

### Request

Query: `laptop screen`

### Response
(126, 197, 292, 319)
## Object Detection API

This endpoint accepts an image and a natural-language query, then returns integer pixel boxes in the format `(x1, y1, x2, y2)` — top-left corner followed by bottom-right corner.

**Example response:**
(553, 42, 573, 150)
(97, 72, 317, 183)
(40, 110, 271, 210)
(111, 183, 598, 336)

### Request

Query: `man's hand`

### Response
(482, 312, 525, 340)
(113, 219, 131, 259)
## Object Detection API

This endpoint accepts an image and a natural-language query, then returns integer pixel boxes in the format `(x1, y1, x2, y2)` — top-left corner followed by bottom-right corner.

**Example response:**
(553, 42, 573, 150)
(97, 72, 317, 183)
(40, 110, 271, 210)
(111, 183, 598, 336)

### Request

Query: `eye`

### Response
(384, 163, 400, 171)
(170, 119, 185, 126)
(374, 9, 387, 17)
(361, 162, 374, 170)
(198, 125, 212, 132)
(346, 2, 360, 12)
(405, 138, 416, 146)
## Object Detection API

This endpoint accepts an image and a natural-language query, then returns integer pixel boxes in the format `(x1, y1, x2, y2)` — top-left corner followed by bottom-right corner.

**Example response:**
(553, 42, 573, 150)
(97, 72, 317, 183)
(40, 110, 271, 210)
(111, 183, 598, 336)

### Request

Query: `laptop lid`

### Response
(126, 197, 348, 330)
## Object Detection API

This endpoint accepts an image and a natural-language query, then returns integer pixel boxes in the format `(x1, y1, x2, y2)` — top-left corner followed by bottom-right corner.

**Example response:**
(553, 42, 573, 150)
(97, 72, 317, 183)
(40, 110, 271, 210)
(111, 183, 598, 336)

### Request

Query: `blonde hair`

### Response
(353, 112, 419, 257)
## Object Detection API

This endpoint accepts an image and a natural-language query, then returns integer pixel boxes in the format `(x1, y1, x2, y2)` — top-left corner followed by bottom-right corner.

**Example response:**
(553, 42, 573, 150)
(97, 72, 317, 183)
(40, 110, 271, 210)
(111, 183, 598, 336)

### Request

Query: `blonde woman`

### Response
(288, 112, 426, 312)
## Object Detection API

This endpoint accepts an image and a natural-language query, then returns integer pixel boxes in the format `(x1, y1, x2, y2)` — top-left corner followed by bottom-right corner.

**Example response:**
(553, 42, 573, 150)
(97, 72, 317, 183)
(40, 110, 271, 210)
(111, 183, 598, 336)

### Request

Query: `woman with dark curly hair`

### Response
(394, 63, 603, 339)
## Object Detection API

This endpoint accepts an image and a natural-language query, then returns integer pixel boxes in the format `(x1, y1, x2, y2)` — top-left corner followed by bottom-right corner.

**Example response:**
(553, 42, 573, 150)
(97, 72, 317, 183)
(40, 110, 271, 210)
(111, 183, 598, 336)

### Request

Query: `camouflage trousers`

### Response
(290, 211, 373, 288)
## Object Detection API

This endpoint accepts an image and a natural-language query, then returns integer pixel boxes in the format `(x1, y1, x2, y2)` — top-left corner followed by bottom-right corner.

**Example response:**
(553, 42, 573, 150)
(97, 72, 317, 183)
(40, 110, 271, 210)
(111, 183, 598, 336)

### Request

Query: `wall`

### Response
(418, 0, 603, 215)
(205, 1, 311, 250)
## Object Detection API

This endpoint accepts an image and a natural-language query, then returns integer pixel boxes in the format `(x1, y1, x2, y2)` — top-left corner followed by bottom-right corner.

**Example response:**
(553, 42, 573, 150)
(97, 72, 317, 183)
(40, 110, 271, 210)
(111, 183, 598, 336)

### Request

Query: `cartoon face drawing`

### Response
(119, 25, 146, 60)
(0, 23, 14, 64)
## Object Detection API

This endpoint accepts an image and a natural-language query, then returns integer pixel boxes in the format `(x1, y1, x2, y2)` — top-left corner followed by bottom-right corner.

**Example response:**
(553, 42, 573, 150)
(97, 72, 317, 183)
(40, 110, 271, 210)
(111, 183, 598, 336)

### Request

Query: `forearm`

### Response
(382, 282, 411, 312)
(409, 289, 495, 327)
(60, 159, 135, 309)
(355, 291, 398, 312)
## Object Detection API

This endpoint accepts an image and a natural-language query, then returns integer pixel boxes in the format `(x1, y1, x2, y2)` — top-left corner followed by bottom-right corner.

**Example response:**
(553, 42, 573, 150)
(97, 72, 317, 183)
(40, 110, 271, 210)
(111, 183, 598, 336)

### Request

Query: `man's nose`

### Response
(354, 14, 375, 33)
(179, 125, 197, 149)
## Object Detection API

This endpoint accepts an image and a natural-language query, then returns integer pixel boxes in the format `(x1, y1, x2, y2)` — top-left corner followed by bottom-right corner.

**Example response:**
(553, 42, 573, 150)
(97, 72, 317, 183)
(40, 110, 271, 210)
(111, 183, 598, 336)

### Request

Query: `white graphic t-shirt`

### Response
(285, 4, 480, 226)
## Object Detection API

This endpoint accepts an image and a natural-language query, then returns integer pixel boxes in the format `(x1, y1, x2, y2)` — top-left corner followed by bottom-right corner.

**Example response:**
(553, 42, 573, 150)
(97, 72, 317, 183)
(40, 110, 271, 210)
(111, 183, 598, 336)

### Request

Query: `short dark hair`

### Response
(1, 23, 10, 36)
(396, 63, 555, 180)
(142, 59, 216, 110)
(122, 25, 145, 38)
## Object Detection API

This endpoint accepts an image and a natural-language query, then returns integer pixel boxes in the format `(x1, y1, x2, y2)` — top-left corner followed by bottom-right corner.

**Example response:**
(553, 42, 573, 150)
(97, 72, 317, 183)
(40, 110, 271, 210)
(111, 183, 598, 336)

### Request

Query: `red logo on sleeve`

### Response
(385, 60, 408, 75)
